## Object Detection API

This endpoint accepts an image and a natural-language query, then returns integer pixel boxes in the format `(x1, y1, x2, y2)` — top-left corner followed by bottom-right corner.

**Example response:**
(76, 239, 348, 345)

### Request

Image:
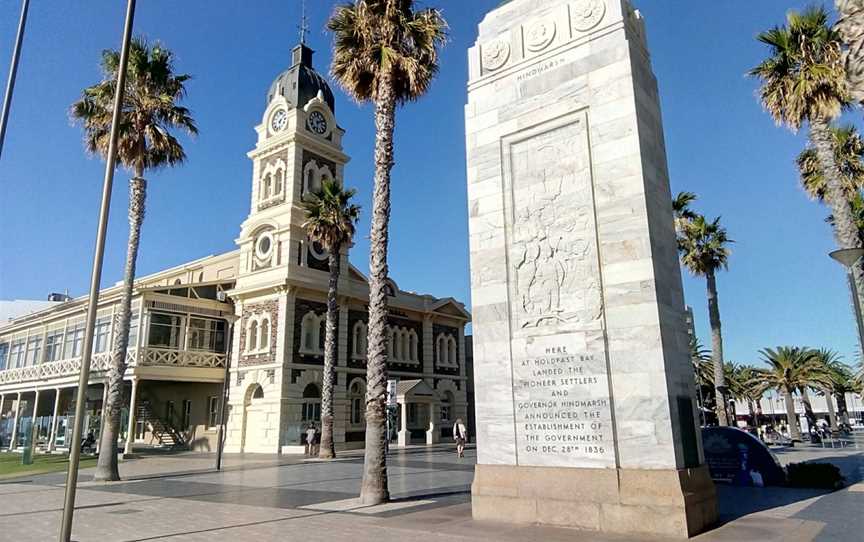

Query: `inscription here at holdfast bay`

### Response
(514, 333, 615, 467)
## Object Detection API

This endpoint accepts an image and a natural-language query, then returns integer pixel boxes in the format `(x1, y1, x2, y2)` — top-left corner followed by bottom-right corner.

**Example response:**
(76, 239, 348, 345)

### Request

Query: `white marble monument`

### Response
(465, 0, 717, 537)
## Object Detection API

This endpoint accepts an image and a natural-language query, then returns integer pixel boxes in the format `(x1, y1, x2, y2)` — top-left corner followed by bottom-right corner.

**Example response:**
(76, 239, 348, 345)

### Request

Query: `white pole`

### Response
(58, 2, 137, 539)
(124, 378, 139, 455)
(0, 0, 29, 160)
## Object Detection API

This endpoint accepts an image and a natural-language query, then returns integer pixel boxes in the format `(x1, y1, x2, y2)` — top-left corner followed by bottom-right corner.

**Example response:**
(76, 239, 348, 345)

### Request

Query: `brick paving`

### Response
(0, 440, 861, 541)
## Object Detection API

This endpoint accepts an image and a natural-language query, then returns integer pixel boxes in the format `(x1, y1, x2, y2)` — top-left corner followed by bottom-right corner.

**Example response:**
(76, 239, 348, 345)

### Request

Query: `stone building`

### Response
(0, 42, 470, 455)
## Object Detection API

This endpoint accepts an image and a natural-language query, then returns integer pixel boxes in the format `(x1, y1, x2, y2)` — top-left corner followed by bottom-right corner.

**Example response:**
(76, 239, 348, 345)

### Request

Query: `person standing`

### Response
(453, 418, 467, 458)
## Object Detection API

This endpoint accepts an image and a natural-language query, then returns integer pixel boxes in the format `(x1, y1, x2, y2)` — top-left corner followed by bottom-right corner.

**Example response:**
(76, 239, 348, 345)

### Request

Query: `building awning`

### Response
(395, 379, 437, 404)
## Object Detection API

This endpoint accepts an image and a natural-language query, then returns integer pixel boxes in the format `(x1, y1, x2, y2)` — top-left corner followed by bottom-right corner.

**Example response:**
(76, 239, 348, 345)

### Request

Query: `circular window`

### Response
(256, 232, 274, 260)
(310, 241, 328, 260)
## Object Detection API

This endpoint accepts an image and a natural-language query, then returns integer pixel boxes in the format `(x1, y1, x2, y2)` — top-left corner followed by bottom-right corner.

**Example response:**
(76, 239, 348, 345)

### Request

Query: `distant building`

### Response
(0, 42, 470, 455)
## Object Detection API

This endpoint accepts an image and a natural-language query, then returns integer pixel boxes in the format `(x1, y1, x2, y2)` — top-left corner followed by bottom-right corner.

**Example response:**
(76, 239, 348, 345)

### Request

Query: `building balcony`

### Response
(0, 347, 227, 388)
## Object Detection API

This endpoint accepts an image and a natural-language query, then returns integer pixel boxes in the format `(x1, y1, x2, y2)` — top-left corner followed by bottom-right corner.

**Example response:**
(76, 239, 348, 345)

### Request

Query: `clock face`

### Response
(308, 111, 328, 135)
(270, 109, 287, 132)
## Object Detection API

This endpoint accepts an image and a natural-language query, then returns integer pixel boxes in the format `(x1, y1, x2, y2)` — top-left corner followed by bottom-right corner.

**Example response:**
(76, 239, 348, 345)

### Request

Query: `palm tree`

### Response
(797, 124, 864, 201)
(690, 337, 713, 425)
(327, 0, 447, 505)
(755, 347, 833, 441)
(812, 348, 854, 428)
(728, 364, 764, 427)
(71, 38, 196, 481)
(301, 179, 361, 459)
(751, 7, 864, 327)
(677, 215, 733, 426)
(828, 191, 864, 244)
(836, 0, 864, 103)
(673, 191, 698, 231)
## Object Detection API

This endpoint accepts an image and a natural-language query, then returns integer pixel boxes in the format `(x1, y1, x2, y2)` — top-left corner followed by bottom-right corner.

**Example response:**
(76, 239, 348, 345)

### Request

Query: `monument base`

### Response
(472, 464, 717, 539)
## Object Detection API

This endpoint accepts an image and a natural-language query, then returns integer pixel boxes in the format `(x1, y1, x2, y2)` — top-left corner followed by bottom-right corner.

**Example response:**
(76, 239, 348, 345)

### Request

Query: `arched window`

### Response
(251, 384, 264, 400)
(448, 337, 457, 366)
(302, 383, 321, 422)
(387, 327, 395, 360)
(300, 312, 321, 355)
(394, 328, 403, 361)
(440, 391, 454, 422)
(260, 317, 270, 349)
(247, 320, 258, 352)
(349, 380, 365, 425)
(274, 170, 283, 195)
(409, 330, 418, 362)
(319, 166, 333, 187)
(262, 174, 272, 199)
(352, 321, 367, 358)
(436, 335, 445, 365)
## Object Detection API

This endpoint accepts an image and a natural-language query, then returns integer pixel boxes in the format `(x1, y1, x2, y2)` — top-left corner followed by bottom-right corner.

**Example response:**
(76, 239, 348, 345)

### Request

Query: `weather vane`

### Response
(298, 0, 310, 45)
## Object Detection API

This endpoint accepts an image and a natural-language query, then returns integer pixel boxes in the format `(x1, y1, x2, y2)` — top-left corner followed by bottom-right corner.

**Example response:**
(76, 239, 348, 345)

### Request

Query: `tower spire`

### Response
(298, 0, 309, 45)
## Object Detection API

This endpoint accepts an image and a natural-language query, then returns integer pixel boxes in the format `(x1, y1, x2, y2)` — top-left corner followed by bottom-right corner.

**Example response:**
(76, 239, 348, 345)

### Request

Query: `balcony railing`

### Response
(0, 347, 226, 386)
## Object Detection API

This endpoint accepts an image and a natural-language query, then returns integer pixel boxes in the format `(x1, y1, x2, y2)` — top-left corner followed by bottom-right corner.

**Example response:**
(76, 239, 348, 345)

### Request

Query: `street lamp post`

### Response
(829, 248, 864, 359)
(58, 1, 137, 541)
(0, 0, 29, 160)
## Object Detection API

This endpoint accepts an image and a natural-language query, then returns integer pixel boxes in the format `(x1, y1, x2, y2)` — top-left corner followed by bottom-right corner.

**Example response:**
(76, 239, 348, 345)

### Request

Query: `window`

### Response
(300, 311, 322, 355)
(128, 311, 140, 348)
(25, 336, 42, 366)
(93, 316, 111, 354)
(248, 320, 258, 352)
(245, 313, 272, 355)
(63, 322, 84, 359)
(207, 396, 220, 428)
(260, 160, 286, 203)
(352, 321, 367, 358)
(148, 312, 184, 349)
(260, 317, 270, 350)
(436, 333, 458, 368)
(440, 391, 454, 422)
(9, 339, 25, 368)
(188, 318, 227, 353)
(349, 380, 365, 425)
(45, 330, 64, 362)
(301, 383, 321, 422)
(0, 343, 8, 371)
(182, 399, 192, 430)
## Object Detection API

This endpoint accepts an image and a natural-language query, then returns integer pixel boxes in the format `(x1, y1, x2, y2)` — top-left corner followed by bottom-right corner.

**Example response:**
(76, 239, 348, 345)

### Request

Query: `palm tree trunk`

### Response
(784, 388, 802, 441)
(318, 245, 341, 460)
(360, 70, 396, 506)
(706, 270, 729, 426)
(824, 388, 838, 431)
(836, 391, 850, 424)
(94, 175, 146, 482)
(837, 0, 864, 103)
(799, 387, 817, 431)
(810, 118, 864, 327)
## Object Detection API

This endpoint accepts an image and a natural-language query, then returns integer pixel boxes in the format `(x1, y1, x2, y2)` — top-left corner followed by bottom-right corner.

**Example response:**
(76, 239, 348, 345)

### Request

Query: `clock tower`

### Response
(225, 42, 350, 453)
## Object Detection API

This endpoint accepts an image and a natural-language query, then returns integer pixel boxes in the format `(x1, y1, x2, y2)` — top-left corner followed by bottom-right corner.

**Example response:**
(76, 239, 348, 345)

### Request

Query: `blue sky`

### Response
(0, 1, 859, 366)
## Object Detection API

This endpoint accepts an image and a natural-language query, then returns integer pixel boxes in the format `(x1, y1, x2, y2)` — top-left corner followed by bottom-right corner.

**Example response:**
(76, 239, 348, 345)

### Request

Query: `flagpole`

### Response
(0, 0, 30, 160)
(58, 1, 137, 540)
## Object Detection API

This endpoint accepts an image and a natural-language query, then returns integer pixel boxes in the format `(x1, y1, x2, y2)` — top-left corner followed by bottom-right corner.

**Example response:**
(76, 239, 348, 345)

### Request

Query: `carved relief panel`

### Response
(502, 112, 603, 334)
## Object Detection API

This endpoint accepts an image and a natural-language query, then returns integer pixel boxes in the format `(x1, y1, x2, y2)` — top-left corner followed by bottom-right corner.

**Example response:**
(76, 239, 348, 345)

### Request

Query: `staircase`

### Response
(137, 399, 187, 449)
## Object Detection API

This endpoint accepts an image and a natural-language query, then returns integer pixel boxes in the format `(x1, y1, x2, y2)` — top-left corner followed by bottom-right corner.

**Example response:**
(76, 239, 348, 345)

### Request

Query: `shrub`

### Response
(785, 462, 844, 489)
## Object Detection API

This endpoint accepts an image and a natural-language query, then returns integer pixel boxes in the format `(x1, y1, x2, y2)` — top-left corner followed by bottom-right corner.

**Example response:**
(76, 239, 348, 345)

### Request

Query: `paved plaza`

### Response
(0, 439, 860, 542)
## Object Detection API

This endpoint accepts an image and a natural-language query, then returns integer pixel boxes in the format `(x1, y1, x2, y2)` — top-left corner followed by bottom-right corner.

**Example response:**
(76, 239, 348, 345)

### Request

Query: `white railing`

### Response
(0, 348, 226, 385)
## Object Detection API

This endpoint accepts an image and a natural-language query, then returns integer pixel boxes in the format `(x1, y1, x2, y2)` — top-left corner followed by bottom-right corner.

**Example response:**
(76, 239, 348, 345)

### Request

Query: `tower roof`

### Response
(266, 44, 335, 112)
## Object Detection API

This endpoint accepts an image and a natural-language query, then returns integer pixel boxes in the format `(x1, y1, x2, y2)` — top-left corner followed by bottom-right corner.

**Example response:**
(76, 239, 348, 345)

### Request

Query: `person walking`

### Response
(453, 418, 467, 458)
(305, 424, 318, 457)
